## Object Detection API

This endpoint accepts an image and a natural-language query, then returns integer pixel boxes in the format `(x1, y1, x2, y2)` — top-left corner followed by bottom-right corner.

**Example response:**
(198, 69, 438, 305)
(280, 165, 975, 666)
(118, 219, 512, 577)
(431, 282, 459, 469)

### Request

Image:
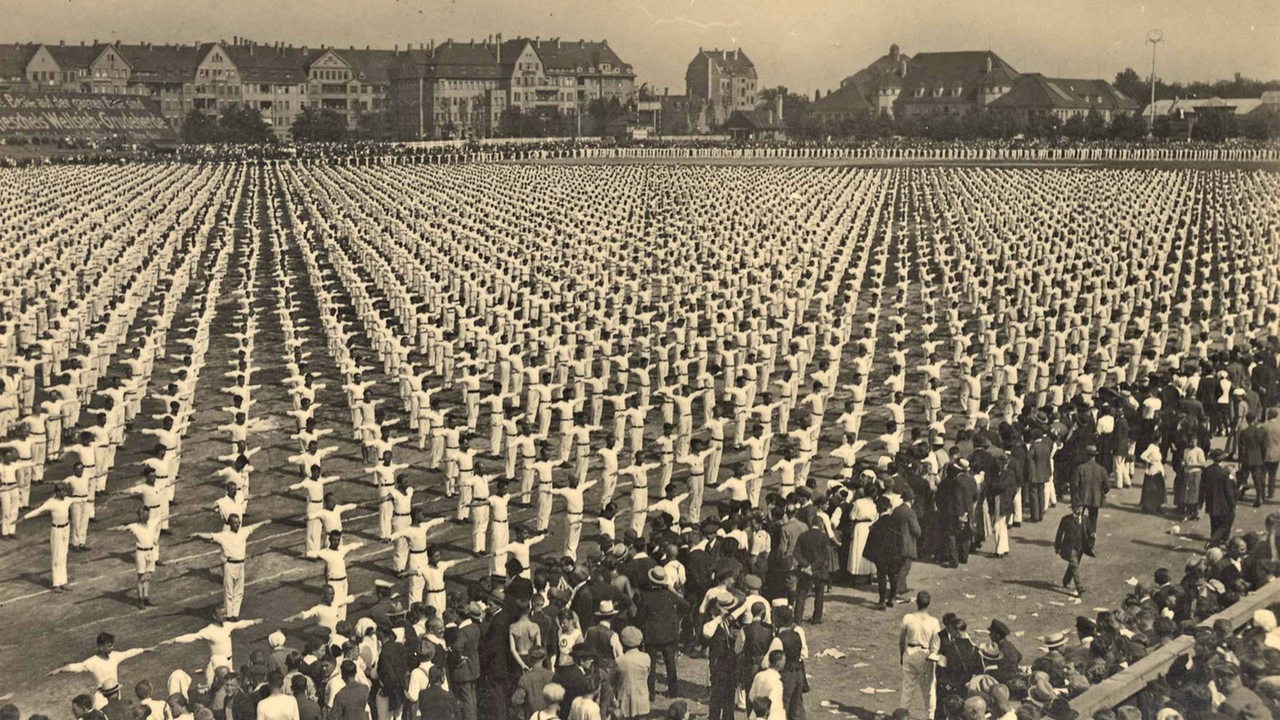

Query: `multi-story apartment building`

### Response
(685, 48, 757, 128)
(388, 35, 635, 140)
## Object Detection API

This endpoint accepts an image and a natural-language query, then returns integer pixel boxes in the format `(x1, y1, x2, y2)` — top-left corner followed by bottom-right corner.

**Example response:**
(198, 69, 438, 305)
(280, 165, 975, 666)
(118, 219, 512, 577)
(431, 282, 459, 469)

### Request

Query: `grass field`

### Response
(0, 160, 1274, 719)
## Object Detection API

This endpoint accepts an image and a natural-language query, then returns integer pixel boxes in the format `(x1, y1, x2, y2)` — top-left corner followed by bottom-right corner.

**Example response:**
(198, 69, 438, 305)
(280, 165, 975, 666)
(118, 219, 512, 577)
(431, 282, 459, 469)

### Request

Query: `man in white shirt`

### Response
(899, 591, 942, 720)
(257, 669, 300, 720)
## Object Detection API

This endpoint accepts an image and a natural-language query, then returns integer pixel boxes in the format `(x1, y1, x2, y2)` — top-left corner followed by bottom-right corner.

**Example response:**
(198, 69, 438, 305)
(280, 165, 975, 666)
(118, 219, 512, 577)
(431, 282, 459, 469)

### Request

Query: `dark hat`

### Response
(571, 644, 597, 660)
(988, 619, 1011, 638)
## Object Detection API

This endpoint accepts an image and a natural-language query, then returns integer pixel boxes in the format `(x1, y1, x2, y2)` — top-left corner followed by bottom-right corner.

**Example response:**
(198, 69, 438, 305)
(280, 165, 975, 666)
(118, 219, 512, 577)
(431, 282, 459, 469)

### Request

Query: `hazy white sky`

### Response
(8, 0, 1280, 94)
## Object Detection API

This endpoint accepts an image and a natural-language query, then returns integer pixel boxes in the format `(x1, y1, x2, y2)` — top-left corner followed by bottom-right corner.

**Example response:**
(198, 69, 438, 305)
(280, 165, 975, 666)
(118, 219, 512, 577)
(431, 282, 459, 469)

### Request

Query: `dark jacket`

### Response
(794, 527, 832, 580)
(375, 639, 409, 709)
(864, 514, 900, 567)
(1054, 513, 1085, 561)
(328, 682, 369, 720)
(1071, 459, 1109, 508)
(892, 502, 921, 559)
(937, 634, 981, 689)
(1240, 424, 1269, 467)
(552, 664, 593, 717)
(450, 620, 482, 683)
(636, 585, 690, 645)
(417, 685, 462, 720)
(294, 695, 322, 720)
(1201, 462, 1236, 516)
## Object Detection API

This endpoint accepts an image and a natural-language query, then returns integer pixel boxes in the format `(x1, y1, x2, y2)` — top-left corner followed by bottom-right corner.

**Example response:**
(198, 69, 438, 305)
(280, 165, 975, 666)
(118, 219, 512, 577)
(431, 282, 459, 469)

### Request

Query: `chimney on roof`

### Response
(394, 44, 398, 52)
(557, 38, 561, 48)
(59, 40, 65, 46)
(900, 58, 907, 77)
(776, 92, 783, 122)
(302, 45, 308, 55)
(986, 55, 992, 73)
(249, 42, 254, 55)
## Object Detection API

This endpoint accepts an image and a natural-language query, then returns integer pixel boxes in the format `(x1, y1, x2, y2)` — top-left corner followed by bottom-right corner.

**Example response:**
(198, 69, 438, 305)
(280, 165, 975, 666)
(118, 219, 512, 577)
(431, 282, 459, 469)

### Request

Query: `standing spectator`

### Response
(702, 594, 740, 720)
(1054, 505, 1088, 597)
(511, 646, 554, 719)
(290, 677, 320, 720)
(1202, 450, 1238, 546)
(793, 514, 832, 624)
(1263, 408, 1280, 500)
(256, 672, 298, 720)
(865, 497, 901, 609)
(899, 591, 941, 719)
(614, 626, 651, 719)
(1240, 417, 1270, 507)
(636, 566, 688, 698)
(416, 666, 462, 720)
(328, 662, 369, 720)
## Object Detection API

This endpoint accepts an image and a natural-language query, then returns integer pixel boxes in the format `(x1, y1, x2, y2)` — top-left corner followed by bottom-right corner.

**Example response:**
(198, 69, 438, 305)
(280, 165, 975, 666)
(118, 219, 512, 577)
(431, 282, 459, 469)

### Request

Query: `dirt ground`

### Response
(0, 162, 1269, 719)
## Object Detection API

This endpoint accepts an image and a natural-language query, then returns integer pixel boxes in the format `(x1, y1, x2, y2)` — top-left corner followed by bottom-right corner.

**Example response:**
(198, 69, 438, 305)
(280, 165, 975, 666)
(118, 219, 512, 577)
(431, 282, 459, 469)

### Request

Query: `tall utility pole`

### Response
(1147, 29, 1164, 127)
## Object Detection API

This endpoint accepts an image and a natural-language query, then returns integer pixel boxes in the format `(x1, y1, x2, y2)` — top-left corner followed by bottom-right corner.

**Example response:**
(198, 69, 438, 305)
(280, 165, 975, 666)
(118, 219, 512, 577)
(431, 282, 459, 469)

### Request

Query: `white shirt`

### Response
(257, 693, 300, 720)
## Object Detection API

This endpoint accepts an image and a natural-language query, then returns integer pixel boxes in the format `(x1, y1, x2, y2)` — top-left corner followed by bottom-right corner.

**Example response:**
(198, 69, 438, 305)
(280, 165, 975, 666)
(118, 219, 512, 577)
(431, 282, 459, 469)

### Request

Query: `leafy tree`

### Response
(1241, 107, 1280, 141)
(1084, 108, 1108, 140)
(1107, 112, 1148, 141)
(218, 104, 272, 144)
(179, 110, 219, 144)
(586, 97, 628, 136)
(1113, 68, 1148, 106)
(1190, 111, 1237, 142)
(354, 108, 394, 141)
(291, 106, 349, 143)
(1025, 112, 1062, 139)
(1062, 113, 1088, 139)
(1152, 115, 1174, 140)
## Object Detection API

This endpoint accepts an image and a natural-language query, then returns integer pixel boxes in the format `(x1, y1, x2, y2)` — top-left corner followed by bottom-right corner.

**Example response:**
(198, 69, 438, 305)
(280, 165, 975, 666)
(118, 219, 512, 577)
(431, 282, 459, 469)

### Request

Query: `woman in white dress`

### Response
(846, 492, 878, 578)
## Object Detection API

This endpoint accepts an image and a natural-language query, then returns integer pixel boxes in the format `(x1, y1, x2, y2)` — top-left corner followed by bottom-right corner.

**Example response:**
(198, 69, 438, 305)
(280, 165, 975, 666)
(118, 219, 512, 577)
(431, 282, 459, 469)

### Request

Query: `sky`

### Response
(8, 0, 1280, 95)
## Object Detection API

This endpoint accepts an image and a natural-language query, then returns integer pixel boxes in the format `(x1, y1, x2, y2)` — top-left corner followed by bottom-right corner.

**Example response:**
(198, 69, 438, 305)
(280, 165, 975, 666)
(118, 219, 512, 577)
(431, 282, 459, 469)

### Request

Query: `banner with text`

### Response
(0, 91, 176, 142)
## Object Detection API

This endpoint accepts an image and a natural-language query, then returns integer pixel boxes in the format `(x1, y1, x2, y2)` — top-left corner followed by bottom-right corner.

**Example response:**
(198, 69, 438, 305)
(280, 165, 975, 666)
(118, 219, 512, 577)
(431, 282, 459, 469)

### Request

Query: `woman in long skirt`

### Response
(1179, 443, 1207, 521)
(846, 494, 878, 579)
(1139, 442, 1166, 514)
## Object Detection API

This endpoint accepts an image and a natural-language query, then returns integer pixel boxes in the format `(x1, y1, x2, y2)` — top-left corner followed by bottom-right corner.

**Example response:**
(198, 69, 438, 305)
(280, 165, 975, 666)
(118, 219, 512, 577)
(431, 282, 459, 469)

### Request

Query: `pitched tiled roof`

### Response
(702, 49, 756, 78)
(46, 43, 112, 70)
(811, 81, 875, 115)
(331, 48, 397, 85)
(842, 50, 908, 89)
(899, 50, 1020, 104)
(989, 74, 1140, 112)
(117, 43, 204, 84)
(224, 44, 308, 84)
(0, 43, 40, 80)
(724, 109, 783, 131)
(532, 38, 632, 75)
(1145, 96, 1268, 117)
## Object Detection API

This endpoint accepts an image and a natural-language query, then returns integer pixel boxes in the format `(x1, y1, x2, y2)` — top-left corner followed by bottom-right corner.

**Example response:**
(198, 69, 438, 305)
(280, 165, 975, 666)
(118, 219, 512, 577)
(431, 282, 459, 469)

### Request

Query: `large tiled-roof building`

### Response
(685, 48, 758, 128)
(387, 35, 636, 140)
(0, 35, 632, 140)
(819, 43, 1138, 122)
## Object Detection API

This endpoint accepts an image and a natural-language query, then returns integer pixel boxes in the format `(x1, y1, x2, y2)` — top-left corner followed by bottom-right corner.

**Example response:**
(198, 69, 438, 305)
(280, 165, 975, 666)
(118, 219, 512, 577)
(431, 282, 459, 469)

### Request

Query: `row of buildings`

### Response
(0, 36, 638, 139)
(810, 44, 1141, 124)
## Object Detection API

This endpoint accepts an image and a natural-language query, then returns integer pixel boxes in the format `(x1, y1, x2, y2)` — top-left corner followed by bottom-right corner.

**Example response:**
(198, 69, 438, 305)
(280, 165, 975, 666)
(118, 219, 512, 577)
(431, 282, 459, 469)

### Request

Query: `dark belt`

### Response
(53, 522, 69, 528)
(225, 558, 245, 564)
(328, 576, 347, 582)
(410, 548, 427, 554)
(394, 511, 411, 517)
(137, 546, 154, 552)
(428, 587, 445, 594)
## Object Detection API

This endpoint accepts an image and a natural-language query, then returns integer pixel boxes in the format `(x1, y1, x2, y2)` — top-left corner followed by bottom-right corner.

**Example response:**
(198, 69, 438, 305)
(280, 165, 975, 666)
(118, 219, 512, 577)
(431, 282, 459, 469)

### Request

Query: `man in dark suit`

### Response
(1027, 429, 1054, 522)
(1055, 505, 1087, 596)
(702, 595, 739, 720)
(417, 666, 462, 720)
(936, 617, 982, 698)
(1201, 450, 1237, 546)
(328, 661, 369, 720)
(865, 497, 901, 609)
(1240, 418, 1270, 507)
(938, 458, 977, 567)
(636, 566, 690, 697)
(449, 602, 483, 720)
(375, 623, 409, 720)
(892, 486, 922, 597)
(794, 515, 832, 624)
(1070, 444, 1109, 536)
